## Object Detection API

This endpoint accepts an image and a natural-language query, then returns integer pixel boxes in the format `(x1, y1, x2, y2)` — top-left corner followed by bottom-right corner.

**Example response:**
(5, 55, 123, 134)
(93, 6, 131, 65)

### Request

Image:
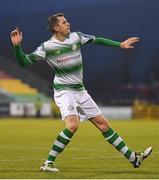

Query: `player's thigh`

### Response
(80, 91, 101, 120)
(54, 91, 78, 120)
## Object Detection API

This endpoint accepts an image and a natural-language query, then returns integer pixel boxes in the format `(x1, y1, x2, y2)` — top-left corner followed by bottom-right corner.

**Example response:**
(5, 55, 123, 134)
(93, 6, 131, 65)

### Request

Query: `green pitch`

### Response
(0, 119, 159, 179)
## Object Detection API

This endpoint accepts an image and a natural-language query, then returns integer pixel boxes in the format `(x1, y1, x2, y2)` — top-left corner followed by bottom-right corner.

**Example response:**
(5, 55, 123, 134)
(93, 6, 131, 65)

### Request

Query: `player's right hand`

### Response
(10, 27, 22, 46)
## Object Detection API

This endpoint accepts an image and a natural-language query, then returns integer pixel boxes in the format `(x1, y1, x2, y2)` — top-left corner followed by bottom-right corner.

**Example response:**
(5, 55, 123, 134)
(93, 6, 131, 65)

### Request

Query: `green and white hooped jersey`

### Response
(27, 32, 95, 91)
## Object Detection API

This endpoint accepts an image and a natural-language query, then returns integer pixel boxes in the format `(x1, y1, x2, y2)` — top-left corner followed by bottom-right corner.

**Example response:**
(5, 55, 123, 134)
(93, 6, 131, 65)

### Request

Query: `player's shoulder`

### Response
(42, 38, 55, 49)
(44, 37, 54, 44)
(69, 32, 81, 40)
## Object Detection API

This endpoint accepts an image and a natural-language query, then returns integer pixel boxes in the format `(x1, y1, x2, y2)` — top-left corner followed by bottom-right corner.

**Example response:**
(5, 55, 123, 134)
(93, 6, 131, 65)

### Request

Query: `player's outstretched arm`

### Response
(10, 27, 30, 67)
(120, 37, 140, 49)
(94, 37, 121, 47)
(94, 36, 139, 49)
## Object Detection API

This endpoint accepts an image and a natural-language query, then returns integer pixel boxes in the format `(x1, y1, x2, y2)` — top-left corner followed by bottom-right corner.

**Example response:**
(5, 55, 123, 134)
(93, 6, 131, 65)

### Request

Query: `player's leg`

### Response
(90, 115, 136, 162)
(46, 115, 79, 163)
(89, 115, 152, 168)
(40, 90, 79, 172)
(40, 115, 80, 172)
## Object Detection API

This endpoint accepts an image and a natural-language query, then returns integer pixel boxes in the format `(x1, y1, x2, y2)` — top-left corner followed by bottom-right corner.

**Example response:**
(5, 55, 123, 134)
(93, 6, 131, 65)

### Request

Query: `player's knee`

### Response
(99, 120, 110, 132)
(65, 115, 80, 133)
(67, 122, 79, 133)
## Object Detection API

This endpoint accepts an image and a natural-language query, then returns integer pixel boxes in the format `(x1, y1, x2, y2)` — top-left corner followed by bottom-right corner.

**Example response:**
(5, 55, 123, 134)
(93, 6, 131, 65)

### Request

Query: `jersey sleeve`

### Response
(94, 37, 121, 47)
(14, 43, 46, 67)
(76, 32, 95, 45)
(76, 32, 121, 48)
(27, 43, 46, 63)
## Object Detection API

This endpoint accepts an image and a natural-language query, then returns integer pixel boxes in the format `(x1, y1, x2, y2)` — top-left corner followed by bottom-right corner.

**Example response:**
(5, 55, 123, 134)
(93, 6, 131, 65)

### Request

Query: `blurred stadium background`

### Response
(0, 0, 159, 119)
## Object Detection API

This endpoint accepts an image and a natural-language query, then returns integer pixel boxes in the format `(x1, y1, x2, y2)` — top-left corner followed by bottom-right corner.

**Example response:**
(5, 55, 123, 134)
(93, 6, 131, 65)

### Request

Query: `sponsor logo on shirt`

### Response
(58, 54, 81, 64)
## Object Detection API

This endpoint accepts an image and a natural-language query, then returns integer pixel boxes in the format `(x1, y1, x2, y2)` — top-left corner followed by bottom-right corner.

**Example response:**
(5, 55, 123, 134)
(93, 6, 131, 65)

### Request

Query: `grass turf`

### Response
(0, 118, 159, 179)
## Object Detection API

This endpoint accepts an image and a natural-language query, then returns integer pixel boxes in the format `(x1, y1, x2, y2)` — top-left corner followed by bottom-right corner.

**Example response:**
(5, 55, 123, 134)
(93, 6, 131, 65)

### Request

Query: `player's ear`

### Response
(54, 25, 59, 32)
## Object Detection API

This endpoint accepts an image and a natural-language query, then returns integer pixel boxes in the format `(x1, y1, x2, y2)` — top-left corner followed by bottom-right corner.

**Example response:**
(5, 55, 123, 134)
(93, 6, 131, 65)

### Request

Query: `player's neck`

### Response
(53, 33, 67, 42)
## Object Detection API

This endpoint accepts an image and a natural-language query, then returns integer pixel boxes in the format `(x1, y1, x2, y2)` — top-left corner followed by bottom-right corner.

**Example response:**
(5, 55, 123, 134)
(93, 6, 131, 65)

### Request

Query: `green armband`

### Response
(94, 37, 121, 47)
(14, 45, 30, 67)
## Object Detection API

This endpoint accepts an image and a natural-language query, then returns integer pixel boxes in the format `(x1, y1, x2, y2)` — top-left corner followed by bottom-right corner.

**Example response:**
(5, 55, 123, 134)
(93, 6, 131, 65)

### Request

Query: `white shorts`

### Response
(54, 90, 101, 121)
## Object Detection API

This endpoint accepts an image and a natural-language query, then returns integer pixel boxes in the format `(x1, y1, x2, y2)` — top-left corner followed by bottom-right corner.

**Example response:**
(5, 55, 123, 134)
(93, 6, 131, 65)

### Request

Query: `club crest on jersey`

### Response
(55, 50, 61, 55)
(72, 44, 77, 51)
(68, 105, 74, 111)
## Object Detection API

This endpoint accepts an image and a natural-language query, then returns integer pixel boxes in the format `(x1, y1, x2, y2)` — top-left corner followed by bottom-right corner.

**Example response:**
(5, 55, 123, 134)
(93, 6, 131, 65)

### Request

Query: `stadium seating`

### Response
(0, 70, 51, 103)
(0, 69, 55, 117)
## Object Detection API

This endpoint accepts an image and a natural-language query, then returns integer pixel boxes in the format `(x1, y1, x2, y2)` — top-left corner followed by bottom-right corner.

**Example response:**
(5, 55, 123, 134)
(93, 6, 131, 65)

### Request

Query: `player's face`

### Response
(55, 16, 71, 36)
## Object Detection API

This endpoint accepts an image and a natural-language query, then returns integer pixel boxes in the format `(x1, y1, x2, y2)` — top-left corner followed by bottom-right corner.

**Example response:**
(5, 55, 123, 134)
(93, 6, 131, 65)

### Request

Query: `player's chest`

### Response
(46, 37, 81, 56)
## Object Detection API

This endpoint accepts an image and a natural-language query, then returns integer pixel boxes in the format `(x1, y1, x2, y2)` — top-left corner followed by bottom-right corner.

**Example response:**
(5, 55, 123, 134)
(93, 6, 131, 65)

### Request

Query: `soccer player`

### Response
(10, 13, 152, 172)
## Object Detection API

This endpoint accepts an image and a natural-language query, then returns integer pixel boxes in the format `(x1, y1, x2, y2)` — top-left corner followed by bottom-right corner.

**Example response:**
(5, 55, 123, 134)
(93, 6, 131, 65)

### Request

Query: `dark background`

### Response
(0, 0, 159, 103)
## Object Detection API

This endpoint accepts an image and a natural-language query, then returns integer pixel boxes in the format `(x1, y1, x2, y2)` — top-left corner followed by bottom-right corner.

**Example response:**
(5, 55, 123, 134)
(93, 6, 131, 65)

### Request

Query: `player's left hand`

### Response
(120, 37, 140, 49)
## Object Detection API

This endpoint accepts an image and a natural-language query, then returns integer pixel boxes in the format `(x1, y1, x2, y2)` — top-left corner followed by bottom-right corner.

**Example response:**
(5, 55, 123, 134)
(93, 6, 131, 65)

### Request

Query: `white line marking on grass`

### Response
(1, 146, 159, 155)
(0, 146, 113, 152)
(72, 155, 123, 160)
(0, 158, 45, 162)
(0, 146, 48, 150)
(1, 154, 156, 162)
(68, 148, 111, 152)
(2, 146, 158, 152)
(73, 154, 158, 160)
